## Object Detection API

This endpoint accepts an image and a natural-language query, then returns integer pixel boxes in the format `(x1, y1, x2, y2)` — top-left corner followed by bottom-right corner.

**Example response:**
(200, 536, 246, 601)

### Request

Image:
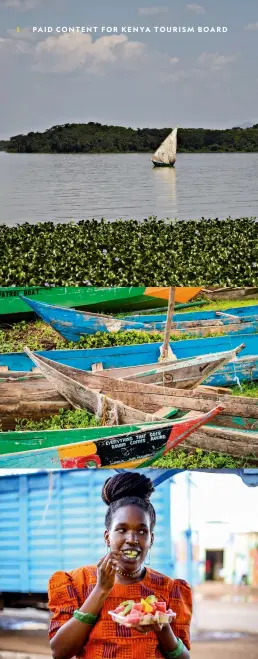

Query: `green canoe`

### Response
(0, 286, 202, 321)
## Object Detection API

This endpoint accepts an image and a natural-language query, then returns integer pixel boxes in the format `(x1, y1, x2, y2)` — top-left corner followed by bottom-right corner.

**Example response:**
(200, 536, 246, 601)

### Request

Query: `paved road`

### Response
(1, 599, 258, 659)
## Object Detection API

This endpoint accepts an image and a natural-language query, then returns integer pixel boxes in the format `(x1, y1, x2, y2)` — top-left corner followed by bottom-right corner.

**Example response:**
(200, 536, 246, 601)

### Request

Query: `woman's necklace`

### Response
(116, 566, 144, 578)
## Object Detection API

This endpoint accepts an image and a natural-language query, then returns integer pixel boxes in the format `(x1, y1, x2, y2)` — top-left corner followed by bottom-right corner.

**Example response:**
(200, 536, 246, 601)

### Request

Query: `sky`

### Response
(172, 471, 258, 534)
(0, 0, 258, 138)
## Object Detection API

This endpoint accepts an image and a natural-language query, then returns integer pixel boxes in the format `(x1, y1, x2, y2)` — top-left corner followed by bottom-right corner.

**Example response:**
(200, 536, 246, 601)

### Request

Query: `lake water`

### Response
(0, 151, 257, 226)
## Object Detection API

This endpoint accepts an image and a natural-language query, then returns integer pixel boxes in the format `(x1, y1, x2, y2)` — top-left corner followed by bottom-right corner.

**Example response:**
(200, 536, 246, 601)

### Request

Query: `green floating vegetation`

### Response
(1, 217, 258, 287)
(14, 408, 100, 431)
(0, 323, 166, 353)
(0, 320, 223, 354)
(154, 448, 258, 468)
(1, 122, 258, 153)
(232, 382, 258, 398)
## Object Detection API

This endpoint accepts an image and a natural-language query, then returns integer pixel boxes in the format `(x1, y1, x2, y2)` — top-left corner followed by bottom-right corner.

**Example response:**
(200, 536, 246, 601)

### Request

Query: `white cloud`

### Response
(186, 4, 205, 13)
(0, 29, 180, 82)
(137, 5, 168, 15)
(245, 22, 258, 31)
(3, 0, 41, 9)
(33, 33, 146, 74)
(198, 52, 236, 71)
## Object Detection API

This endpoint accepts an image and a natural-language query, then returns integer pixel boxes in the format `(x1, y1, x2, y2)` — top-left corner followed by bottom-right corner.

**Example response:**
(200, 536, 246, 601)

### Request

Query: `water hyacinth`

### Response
(0, 216, 258, 286)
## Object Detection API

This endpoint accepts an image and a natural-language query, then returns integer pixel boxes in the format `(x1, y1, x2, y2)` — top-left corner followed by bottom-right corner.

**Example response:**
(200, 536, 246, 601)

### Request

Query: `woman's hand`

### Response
(134, 622, 166, 635)
(96, 551, 120, 594)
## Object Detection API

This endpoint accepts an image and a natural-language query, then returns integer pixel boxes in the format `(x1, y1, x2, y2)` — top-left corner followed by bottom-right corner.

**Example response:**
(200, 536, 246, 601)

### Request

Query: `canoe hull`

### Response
(1, 403, 257, 468)
(0, 374, 70, 430)
(0, 286, 202, 320)
(1, 334, 258, 387)
(19, 297, 258, 342)
(124, 304, 258, 324)
(0, 406, 223, 469)
(203, 287, 258, 300)
(152, 161, 175, 167)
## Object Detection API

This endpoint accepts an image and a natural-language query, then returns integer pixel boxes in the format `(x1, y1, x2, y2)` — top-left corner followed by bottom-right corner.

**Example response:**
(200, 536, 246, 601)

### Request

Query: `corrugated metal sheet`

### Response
(0, 470, 174, 594)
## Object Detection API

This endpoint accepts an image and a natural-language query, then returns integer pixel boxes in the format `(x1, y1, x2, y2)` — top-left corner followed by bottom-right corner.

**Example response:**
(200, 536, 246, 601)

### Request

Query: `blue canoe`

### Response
(124, 304, 258, 324)
(1, 333, 258, 388)
(20, 296, 258, 342)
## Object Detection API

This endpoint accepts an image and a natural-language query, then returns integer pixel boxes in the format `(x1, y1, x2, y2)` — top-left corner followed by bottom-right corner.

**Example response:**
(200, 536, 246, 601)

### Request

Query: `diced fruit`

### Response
(145, 595, 157, 604)
(120, 602, 134, 616)
(126, 614, 142, 625)
(114, 605, 125, 614)
(140, 598, 153, 613)
(110, 596, 175, 627)
(155, 602, 167, 613)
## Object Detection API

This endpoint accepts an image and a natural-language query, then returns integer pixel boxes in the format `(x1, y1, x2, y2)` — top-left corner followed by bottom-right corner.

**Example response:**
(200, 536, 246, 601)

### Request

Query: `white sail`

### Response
(152, 126, 178, 165)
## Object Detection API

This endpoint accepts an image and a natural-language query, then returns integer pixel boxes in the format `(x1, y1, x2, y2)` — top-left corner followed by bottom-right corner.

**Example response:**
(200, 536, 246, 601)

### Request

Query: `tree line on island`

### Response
(1, 122, 258, 153)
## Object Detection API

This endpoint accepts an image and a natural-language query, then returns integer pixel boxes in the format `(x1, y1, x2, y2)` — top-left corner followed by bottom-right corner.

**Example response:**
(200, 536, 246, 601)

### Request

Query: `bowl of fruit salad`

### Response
(109, 596, 176, 627)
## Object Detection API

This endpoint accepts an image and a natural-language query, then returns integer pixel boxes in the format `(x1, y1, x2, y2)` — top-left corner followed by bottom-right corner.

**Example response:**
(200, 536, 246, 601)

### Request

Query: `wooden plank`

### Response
(161, 287, 175, 360)
(183, 426, 258, 457)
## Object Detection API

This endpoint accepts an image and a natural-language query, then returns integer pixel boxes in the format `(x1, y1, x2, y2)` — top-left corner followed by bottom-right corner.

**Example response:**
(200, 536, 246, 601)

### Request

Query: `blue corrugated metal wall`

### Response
(0, 470, 174, 594)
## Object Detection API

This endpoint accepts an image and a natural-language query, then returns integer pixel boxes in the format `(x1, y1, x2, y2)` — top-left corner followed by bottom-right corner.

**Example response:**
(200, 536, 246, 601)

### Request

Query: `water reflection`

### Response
(152, 166, 177, 218)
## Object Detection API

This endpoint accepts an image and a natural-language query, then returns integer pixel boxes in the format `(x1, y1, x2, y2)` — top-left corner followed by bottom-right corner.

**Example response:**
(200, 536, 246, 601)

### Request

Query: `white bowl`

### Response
(108, 610, 176, 627)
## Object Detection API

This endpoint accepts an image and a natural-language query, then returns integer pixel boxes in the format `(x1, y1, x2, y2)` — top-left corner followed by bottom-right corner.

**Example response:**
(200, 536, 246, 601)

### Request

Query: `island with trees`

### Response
(1, 122, 258, 153)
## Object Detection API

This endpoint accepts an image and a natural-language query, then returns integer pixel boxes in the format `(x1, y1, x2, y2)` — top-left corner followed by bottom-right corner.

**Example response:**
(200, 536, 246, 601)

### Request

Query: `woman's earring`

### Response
(145, 548, 151, 565)
(106, 542, 110, 552)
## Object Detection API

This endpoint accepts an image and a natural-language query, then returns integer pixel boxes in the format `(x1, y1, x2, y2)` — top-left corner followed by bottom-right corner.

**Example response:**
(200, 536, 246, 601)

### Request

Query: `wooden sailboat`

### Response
(152, 126, 178, 167)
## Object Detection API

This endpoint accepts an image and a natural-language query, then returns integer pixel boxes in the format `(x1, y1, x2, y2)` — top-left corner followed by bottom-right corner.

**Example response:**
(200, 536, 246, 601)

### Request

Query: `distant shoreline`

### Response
(1, 122, 258, 154)
(1, 150, 258, 155)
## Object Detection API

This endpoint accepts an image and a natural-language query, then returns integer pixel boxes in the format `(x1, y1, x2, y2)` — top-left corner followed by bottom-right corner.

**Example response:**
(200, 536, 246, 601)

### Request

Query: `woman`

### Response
(48, 472, 192, 659)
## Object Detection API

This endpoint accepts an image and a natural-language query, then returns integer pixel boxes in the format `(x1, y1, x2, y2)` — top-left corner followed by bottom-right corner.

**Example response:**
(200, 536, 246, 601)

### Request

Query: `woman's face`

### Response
(104, 504, 154, 572)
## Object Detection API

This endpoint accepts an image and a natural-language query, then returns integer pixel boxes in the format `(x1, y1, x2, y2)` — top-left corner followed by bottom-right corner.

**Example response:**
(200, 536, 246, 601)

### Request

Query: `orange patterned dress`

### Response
(48, 566, 192, 659)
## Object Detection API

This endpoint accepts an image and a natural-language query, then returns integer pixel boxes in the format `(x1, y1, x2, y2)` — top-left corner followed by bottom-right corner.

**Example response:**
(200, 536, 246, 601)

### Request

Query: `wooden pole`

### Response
(160, 287, 175, 361)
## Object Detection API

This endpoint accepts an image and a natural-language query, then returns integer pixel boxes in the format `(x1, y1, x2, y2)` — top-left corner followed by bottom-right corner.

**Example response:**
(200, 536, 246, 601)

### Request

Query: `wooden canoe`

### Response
(22, 349, 258, 459)
(1, 333, 257, 378)
(0, 407, 223, 469)
(0, 372, 70, 430)
(124, 304, 258, 324)
(202, 287, 258, 301)
(0, 344, 242, 431)
(97, 344, 245, 387)
(19, 297, 258, 342)
(0, 286, 202, 321)
(24, 348, 258, 424)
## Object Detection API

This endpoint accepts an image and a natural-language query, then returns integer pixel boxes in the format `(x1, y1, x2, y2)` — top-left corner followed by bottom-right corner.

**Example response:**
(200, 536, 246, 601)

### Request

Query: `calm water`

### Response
(0, 151, 258, 225)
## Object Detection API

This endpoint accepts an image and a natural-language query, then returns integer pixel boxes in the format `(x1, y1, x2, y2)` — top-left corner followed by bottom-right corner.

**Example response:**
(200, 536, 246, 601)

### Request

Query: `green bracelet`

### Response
(73, 610, 98, 625)
(164, 638, 185, 658)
